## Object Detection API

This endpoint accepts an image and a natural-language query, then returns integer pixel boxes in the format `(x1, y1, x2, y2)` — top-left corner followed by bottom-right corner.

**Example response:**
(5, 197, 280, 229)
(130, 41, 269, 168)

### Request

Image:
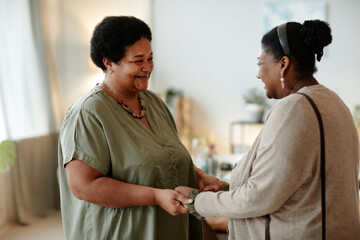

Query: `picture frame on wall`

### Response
(262, 2, 328, 34)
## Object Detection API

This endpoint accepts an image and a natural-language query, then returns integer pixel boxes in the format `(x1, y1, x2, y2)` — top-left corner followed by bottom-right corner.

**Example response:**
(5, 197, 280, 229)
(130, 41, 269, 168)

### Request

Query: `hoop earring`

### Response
(280, 72, 285, 89)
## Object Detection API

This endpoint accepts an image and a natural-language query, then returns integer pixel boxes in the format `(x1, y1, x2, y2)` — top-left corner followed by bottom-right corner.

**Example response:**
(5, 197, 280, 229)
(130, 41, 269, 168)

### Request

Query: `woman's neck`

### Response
(102, 78, 138, 101)
(289, 76, 318, 94)
(280, 76, 318, 98)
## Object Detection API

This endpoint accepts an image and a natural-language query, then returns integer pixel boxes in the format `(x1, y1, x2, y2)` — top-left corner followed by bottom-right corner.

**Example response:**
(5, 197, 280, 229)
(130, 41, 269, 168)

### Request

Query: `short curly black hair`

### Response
(261, 20, 332, 79)
(90, 16, 152, 71)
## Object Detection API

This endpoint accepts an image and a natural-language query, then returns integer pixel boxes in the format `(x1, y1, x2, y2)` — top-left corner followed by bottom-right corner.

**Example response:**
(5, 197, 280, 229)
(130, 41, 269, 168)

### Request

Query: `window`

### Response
(0, 99, 7, 142)
(0, 0, 55, 141)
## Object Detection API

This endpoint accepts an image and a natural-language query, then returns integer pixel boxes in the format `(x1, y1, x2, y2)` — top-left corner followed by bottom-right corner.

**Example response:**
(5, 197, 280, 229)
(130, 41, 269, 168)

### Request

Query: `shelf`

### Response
(229, 121, 264, 153)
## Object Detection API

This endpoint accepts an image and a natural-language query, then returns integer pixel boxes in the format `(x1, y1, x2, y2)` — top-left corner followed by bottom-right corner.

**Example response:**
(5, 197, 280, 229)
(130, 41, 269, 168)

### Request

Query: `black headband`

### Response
(277, 23, 290, 56)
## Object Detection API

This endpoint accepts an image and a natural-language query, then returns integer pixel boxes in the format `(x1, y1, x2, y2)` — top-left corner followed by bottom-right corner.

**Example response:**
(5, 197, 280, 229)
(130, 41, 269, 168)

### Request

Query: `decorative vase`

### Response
(246, 103, 265, 123)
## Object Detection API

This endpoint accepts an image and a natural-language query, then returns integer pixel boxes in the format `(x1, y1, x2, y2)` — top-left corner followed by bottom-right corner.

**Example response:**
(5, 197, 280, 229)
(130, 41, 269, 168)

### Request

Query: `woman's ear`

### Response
(280, 56, 290, 73)
(102, 57, 112, 71)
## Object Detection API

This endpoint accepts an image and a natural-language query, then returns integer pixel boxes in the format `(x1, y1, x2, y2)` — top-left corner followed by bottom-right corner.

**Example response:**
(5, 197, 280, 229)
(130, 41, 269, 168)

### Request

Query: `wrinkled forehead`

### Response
(124, 38, 153, 57)
(257, 46, 268, 61)
(257, 46, 263, 59)
(257, 45, 277, 62)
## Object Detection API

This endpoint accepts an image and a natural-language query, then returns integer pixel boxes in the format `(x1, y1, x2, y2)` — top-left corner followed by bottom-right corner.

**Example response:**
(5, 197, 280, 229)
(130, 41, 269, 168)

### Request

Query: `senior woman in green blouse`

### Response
(58, 16, 225, 240)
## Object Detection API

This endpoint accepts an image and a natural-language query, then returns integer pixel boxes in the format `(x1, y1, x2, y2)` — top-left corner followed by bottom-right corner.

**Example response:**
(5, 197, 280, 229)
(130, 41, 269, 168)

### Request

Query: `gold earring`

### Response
(280, 72, 285, 89)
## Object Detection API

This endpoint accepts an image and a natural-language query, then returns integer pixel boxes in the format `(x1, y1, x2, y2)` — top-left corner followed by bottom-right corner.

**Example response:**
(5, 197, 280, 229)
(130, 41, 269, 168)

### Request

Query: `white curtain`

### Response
(0, 96, 8, 142)
(0, 0, 56, 140)
(0, 0, 61, 230)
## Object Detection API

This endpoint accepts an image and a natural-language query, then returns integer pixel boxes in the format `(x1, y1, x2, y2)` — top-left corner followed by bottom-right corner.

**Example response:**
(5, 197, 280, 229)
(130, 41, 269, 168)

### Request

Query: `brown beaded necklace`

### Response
(102, 81, 146, 119)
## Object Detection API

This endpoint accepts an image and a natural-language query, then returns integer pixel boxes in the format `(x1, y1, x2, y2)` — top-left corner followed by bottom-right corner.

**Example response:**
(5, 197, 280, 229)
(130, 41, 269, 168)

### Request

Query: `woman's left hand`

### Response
(154, 189, 192, 216)
(202, 180, 228, 192)
(175, 186, 195, 197)
(194, 165, 228, 192)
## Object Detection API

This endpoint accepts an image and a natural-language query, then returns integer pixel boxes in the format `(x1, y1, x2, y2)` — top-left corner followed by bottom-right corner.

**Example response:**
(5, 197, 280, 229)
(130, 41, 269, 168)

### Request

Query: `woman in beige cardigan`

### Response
(176, 20, 360, 239)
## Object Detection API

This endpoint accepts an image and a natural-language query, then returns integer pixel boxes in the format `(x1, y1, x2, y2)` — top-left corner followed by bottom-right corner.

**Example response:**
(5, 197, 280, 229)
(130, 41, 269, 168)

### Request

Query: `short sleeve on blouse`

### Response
(60, 107, 110, 176)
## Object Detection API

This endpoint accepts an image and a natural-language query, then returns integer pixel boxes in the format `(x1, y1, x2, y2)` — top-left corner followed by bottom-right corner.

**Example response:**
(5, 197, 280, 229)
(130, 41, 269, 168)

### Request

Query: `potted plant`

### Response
(165, 88, 183, 105)
(164, 88, 183, 116)
(0, 140, 16, 173)
(243, 88, 268, 123)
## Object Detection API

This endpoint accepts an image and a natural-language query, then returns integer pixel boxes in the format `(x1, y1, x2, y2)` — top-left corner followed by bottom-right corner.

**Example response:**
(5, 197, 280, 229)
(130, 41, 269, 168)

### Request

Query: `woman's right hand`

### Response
(154, 189, 193, 216)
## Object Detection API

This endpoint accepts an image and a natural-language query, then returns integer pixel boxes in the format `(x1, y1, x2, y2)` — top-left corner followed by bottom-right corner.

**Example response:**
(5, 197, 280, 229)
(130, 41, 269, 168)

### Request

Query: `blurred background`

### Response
(0, 0, 359, 239)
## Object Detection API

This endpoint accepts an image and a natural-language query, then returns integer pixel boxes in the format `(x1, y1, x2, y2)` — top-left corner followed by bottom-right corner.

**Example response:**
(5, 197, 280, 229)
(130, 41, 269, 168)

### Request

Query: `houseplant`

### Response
(0, 140, 16, 173)
(243, 87, 268, 123)
(165, 88, 183, 105)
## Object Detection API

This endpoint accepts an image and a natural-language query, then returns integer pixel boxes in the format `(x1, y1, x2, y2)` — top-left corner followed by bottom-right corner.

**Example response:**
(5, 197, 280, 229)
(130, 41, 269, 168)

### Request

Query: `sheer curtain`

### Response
(0, 96, 9, 229)
(0, 0, 56, 140)
(0, 0, 60, 230)
(0, 97, 8, 142)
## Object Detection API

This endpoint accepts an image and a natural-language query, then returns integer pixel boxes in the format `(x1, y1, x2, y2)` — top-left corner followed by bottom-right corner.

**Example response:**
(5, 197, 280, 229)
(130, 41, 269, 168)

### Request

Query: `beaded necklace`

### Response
(102, 81, 146, 119)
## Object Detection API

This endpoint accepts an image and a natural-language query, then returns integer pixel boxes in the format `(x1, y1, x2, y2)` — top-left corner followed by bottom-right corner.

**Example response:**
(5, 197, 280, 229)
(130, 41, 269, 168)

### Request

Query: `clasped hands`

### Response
(156, 176, 228, 216)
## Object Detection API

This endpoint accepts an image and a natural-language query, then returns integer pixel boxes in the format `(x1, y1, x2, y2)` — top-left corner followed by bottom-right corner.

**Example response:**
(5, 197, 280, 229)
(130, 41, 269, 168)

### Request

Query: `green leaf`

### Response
(0, 140, 16, 173)
(242, 88, 268, 106)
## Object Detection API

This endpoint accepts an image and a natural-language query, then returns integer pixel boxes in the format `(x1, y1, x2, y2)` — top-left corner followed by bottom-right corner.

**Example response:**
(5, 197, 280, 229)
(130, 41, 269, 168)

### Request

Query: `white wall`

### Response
(152, 0, 360, 153)
(56, 0, 360, 154)
(56, 0, 152, 112)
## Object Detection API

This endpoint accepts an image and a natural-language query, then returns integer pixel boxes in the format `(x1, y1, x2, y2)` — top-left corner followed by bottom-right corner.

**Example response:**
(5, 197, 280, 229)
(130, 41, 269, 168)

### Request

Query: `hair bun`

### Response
(299, 20, 332, 61)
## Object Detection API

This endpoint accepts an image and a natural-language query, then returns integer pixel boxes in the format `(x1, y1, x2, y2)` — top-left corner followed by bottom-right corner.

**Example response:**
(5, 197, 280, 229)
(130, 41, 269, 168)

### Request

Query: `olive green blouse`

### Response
(58, 85, 203, 240)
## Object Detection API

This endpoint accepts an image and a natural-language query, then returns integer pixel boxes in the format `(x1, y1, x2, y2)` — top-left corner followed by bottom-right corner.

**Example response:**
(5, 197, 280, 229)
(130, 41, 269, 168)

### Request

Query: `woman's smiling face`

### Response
(256, 47, 282, 99)
(112, 37, 154, 94)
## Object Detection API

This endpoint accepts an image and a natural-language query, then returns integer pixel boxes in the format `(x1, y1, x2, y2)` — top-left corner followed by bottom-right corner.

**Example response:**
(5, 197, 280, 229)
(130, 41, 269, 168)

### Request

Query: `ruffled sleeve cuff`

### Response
(186, 189, 203, 220)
